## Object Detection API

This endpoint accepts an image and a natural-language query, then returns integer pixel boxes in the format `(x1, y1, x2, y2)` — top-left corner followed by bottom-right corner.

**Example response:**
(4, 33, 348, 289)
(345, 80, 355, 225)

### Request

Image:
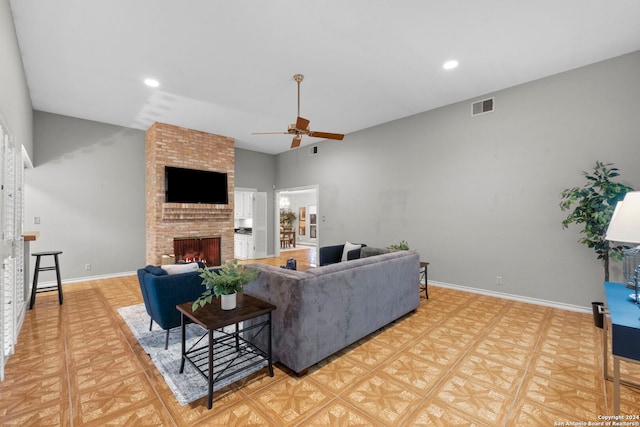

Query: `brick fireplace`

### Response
(145, 122, 235, 265)
(173, 236, 221, 266)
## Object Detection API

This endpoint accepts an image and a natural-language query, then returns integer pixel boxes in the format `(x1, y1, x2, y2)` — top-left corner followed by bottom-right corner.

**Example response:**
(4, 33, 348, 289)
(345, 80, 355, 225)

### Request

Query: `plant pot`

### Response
(221, 292, 237, 310)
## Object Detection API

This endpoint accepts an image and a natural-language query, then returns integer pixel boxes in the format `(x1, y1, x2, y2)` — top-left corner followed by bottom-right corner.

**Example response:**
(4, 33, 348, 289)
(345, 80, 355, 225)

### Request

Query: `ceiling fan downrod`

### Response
(294, 74, 304, 118)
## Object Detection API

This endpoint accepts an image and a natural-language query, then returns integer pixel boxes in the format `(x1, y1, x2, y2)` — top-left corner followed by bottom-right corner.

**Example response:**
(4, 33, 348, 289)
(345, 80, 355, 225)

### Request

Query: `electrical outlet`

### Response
(34, 216, 40, 224)
(496, 276, 503, 285)
(85, 264, 91, 271)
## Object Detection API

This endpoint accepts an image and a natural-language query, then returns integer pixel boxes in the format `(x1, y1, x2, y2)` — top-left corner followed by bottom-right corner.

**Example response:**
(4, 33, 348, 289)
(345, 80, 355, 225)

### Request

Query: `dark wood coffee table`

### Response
(176, 293, 276, 409)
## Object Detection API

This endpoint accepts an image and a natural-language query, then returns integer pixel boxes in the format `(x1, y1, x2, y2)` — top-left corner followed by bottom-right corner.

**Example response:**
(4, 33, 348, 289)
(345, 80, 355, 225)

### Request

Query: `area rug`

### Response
(118, 304, 267, 405)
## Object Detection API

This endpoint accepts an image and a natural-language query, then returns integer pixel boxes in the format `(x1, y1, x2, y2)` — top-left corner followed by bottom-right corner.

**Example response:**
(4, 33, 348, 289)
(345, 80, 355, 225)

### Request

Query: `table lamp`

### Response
(606, 191, 640, 309)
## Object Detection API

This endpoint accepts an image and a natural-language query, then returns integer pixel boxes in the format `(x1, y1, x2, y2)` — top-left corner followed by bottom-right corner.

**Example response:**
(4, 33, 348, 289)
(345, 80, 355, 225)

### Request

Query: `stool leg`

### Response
(54, 253, 63, 305)
(29, 256, 41, 310)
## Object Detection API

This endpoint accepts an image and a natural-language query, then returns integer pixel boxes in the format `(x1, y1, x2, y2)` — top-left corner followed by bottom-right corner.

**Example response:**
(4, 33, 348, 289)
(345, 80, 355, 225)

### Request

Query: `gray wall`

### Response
(25, 111, 146, 281)
(0, 0, 33, 160)
(23, 112, 278, 281)
(234, 148, 277, 252)
(275, 51, 640, 309)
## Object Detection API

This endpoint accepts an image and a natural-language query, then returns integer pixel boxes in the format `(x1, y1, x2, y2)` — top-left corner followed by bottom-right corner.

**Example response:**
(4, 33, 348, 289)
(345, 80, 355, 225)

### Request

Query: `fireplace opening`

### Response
(173, 237, 221, 267)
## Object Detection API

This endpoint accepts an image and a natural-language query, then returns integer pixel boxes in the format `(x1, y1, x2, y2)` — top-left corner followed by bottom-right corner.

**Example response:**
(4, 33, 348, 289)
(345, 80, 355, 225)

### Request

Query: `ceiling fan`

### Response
(252, 74, 344, 149)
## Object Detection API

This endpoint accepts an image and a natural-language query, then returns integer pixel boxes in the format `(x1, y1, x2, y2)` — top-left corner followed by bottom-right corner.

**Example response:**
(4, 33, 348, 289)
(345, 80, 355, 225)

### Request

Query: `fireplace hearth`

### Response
(173, 237, 221, 267)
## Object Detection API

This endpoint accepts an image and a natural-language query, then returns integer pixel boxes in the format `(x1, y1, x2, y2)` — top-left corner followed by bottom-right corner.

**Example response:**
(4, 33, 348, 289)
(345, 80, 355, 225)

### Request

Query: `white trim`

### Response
(21, 145, 33, 169)
(429, 280, 591, 314)
(37, 272, 593, 314)
(35, 270, 137, 287)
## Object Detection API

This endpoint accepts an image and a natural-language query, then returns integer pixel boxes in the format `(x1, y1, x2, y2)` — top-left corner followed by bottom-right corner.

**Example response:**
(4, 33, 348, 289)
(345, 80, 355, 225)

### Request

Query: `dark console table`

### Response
(603, 281, 640, 415)
(177, 294, 275, 409)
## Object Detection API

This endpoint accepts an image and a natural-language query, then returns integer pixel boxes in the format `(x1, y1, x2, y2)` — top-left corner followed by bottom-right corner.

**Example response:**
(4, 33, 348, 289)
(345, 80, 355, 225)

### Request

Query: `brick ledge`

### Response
(162, 204, 232, 221)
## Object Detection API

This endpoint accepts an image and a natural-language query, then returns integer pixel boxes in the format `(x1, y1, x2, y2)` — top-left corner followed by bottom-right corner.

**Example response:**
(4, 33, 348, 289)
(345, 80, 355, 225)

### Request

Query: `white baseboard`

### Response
(38, 271, 137, 287)
(47, 272, 592, 314)
(429, 280, 591, 314)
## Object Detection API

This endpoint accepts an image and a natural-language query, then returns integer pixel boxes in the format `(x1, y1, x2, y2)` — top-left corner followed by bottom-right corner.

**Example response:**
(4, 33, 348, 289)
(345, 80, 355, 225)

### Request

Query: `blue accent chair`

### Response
(136, 263, 216, 349)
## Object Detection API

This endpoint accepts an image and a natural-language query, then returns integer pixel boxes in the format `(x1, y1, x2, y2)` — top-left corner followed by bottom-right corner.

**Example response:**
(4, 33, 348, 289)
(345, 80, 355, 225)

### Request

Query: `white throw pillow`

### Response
(342, 242, 362, 262)
(161, 262, 199, 275)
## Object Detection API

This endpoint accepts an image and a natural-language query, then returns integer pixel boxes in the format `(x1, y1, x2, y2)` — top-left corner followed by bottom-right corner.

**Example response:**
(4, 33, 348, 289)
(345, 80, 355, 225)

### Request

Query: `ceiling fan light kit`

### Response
(253, 74, 345, 149)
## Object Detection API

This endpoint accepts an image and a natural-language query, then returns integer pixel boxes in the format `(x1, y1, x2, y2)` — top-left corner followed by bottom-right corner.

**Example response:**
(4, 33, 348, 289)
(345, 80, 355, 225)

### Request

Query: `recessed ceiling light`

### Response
(443, 60, 459, 70)
(144, 78, 160, 87)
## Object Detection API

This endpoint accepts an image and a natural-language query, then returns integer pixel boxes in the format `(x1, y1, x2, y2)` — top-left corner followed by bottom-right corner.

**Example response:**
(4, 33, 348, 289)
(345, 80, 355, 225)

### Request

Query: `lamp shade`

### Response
(605, 191, 640, 243)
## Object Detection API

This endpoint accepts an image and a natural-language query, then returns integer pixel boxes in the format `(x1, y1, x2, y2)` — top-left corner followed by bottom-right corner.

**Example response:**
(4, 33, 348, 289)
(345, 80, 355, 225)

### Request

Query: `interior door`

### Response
(252, 192, 267, 258)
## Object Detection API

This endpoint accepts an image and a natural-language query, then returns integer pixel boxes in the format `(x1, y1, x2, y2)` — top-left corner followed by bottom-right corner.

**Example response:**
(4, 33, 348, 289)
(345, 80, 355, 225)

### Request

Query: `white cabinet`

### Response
(234, 234, 240, 258)
(234, 194, 243, 219)
(243, 235, 252, 259)
(234, 233, 253, 260)
(242, 192, 252, 217)
(234, 191, 253, 219)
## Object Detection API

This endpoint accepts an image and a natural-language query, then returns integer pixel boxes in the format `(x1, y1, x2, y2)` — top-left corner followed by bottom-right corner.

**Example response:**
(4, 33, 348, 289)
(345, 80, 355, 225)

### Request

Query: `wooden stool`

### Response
(419, 261, 429, 299)
(29, 251, 63, 309)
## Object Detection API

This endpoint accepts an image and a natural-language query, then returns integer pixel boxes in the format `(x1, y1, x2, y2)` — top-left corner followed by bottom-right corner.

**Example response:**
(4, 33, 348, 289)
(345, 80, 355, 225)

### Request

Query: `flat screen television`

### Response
(164, 166, 229, 204)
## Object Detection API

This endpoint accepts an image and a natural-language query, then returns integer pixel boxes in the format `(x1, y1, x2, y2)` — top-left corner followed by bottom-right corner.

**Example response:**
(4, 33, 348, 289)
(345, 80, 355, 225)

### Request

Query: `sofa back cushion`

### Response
(307, 249, 409, 277)
(360, 246, 391, 258)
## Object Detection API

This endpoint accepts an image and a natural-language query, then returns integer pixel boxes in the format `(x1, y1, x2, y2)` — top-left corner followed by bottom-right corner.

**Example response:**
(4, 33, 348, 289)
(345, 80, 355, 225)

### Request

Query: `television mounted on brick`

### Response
(164, 166, 229, 204)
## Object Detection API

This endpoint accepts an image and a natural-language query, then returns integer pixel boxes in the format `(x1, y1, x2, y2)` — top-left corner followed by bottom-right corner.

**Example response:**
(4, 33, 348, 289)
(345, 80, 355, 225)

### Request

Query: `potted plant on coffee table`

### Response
(192, 259, 258, 311)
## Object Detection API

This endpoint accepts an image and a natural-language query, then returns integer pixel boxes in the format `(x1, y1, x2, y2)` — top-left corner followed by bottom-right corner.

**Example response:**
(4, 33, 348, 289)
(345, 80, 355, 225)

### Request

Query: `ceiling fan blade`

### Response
(308, 131, 344, 141)
(291, 135, 302, 148)
(296, 116, 310, 131)
(251, 131, 289, 135)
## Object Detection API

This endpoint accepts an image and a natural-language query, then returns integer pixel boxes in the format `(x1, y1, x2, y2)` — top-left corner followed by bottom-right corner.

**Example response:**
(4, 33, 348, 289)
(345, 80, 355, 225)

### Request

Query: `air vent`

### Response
(309, 145, 318, 156)
(471, 97, 494, 116)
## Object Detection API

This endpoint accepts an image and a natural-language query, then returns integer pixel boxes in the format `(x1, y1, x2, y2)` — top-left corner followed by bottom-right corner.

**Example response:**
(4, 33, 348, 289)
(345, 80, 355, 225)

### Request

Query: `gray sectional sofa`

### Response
(243, 249, 420, 375)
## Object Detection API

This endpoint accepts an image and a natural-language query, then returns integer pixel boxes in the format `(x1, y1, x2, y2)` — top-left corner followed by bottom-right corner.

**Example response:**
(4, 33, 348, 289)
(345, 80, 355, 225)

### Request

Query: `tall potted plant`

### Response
(560, 161, 634, 281)
(192, 259, 258, 311)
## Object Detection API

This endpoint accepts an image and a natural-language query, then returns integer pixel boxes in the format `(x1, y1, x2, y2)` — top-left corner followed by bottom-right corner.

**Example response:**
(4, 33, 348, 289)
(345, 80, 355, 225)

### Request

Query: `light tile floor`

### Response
(1, 251, 639, 426)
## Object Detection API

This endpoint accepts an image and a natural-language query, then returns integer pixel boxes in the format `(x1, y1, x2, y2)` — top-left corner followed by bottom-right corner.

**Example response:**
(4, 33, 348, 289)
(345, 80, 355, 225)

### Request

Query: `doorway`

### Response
(275, 185, 319, 258)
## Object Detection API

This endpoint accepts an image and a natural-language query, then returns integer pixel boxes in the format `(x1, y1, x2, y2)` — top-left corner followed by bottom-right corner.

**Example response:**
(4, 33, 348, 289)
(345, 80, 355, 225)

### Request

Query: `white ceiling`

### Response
(9, 1, 640, 155)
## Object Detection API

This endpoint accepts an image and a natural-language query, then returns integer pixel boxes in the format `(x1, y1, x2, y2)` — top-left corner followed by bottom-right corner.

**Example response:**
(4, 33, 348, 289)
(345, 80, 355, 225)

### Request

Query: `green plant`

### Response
(388, 240, 410, 250)
(560, 161, 634, 281)
(192, 259, 258, 311)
